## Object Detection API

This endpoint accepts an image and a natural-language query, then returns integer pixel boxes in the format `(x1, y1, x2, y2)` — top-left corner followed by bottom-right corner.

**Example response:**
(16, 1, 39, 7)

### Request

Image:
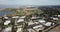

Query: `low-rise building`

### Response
(17, 28, 23, 32)
(4, 20, 11, 25)
(3, 27, 12, 32)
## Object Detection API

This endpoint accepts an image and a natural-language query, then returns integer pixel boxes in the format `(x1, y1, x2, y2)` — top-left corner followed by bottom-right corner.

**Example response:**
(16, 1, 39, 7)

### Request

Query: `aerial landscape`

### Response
(0, 0, 60, 32)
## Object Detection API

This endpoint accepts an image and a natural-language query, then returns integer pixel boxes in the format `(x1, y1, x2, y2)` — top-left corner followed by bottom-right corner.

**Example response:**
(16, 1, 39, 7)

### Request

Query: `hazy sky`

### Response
(0, 0, 60, 5)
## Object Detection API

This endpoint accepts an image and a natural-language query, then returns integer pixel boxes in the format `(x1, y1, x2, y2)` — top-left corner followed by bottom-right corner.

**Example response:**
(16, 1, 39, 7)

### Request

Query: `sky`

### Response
(0, 0, 60, 6)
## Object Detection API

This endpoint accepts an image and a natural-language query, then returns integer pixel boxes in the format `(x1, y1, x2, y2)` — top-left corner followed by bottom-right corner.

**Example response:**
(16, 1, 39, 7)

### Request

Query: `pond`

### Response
(0, 11, 13, 16)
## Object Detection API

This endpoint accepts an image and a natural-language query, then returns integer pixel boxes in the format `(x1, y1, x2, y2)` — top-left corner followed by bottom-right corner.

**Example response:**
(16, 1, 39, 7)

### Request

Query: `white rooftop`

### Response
(28, 21, 35, 25)
(4, 17, 8, 19)
(20, 16, 26, 19)
(12, 16, 19, 18)
(17, 28, 22, 32)
(33, 25, 43, 29)
(4, 20, 11, 25)
(53, 17, 58, 20)
(4, 27, 12, 32)
(38, 20, 46, 23)
(31, 16, 40, 19)
(44, 22, 52, 26)
(58, 15, 60, 17)
(17, 18, 24, 23)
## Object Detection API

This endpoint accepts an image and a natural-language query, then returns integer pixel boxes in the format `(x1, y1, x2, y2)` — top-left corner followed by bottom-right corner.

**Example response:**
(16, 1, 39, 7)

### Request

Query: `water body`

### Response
(0, 11, 13, 16)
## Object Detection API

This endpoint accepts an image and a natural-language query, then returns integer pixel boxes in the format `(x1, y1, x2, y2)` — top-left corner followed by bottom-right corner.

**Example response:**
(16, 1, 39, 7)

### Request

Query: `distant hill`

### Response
(0, 5, 60, 8)
(38, 5, 60, 8)
(0, 5, 19, 8)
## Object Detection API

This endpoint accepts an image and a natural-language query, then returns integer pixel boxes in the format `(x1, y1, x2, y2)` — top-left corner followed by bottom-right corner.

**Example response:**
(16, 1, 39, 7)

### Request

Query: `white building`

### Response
(50, 17, 58, 21)
(34, 22, 39, 24)
(28, 20, 35, 25)
(44, 22, 52, 26)
(27, 28, 36, 32)
(17, 16, 26, 23)
(17, 18, 24, 23)
(12, 16, 19, 18)
(4, 16, 8, 19)
(33, 25, 44, 32)
(3, 27, 12, 32)
(4, 20, 11, 25)
(38, 20, 46, 23)
(20, 16, 26, 19)
(17, 28, 22, 32)
(58, 15, 60, 17)
(53, 17, 58, 21)
(33, 25, 43, 29)
(31, 16, 40, 19)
